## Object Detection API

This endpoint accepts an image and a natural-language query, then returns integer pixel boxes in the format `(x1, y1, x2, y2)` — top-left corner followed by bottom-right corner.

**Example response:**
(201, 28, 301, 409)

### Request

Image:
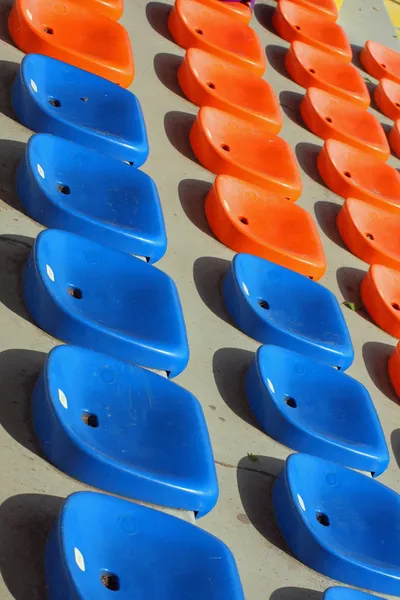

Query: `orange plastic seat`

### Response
(361, 264, 400, 338)
(361, 41, 400, 84)
(375, 78, 400, 121)
(337, 198, 400, 270)
(81, 0, 123, 20)
(190, 106, 302, 201)
(389, 120, 400, 158)
(286, 41, 370, 108)
(8, 0, 133, 87)
(168, 0, 266, 76)
(318, 139, 400, 214)
(205, 175, 326, 279)
(301, 88, 390, 162)
(287, 0, 338, 21)
(178, 49, 282, 134)
(388, 342, 400, 398)
(273, 1, 351, 63)
(195, 0, 252, 24)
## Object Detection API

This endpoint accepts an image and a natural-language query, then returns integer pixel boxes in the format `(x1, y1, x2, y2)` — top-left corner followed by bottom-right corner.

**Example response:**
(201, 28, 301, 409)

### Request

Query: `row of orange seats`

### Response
(167, 0, 328, 281)
(8, 0, 134, 86)
(272, 0, 400, 397)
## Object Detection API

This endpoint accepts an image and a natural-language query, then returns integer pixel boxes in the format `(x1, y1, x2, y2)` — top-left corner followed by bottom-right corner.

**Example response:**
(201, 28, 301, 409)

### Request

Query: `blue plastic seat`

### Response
(45, 492, 245, 600)
(33, 345, 218, 516)
(324, 589, 385, 600)
(223, 254, 354, 370)
(246, 345, 389, 476)
(273, 453, 400, 594)
(23, 230, 189, 377)
(12, 54, 148, 165)
(17, 134, 166, 262)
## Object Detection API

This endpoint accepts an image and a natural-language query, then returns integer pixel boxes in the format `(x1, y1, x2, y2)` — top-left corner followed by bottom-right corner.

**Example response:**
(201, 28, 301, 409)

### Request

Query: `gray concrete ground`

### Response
(0, 0, 399, 598)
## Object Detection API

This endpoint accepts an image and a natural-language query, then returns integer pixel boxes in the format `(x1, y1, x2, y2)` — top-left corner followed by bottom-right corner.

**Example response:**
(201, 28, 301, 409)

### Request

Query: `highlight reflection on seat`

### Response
(23, 229, 189, 377)
(44, 492, 245, 600)
(289, 0, 338, 21)
(178, 49, 282, 133)
(274, 454, 400, 594)
(33, 345, 218, 516)
(246, 345, 388, 475)
(8, 0, 134, 86)
(168, 0, 266, 76)
(205, 175, 325, 279)
(195, 0, 251, 23)
(190, 107, 302, 201)
(286, 41, 370, 108)
(222, 253, 354, 369)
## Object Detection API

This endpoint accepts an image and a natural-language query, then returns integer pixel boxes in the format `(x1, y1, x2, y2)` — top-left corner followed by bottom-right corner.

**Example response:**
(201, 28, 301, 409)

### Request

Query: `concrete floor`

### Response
(0, 0, 399, 598)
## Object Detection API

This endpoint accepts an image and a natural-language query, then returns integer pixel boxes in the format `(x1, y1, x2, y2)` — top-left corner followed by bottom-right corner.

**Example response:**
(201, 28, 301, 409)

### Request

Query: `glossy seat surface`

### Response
(8, 0, 133, 87)
(23, 230, 189, 377)
(324, 589, 385, 600)
(17, 134, 165, 262)
(389, 341, 400, 398)
(246, 345, 388, 475)
(286, 41, 370, 108)
(168, 0, 266, 76)
(301, 87, 389, 162)
(273, 453, 400, 594)
(33, 346, 218, 516)
(361, 40, 400, 84)
(45, 492, 245, 600)
(375, 78, 400, 121)
(337, 198, 400, 270)
(288, 0, 338, 21)
(190, 107, 302, 201)
(222, 253, 354, 370)
(12, 55, 147, 165)
(80, 0, 123, 20)
(318, 140, 400, 213)
(273, 1, 351, 62)
(361, 264, 400, 338)
(195, 0, 252, 23)
(178, 49, 282, 133)
(205, 175, 325, 279)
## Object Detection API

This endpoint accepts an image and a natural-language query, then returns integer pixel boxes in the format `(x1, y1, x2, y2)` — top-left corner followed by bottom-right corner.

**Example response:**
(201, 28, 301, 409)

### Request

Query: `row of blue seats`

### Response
(9, 52, 249, 597)
(219, 254, 400, 591)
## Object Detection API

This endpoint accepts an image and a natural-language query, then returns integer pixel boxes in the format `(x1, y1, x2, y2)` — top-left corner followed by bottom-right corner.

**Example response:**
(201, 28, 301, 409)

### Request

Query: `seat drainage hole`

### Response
(195, 28, 203, 35)
(101, 572, 120, 591)
(82, 412, 99, 428)
(57, 184, 70, 195)
(392, 302, 400, 311)
(396, 102, 400, 108)
(49, 98, 61, 107)
(285, 197, 290, 201)
(309, 68, 316, 74)
(344, 171, 351, 178)
(381, 63, 387, 68)
(325, 116, 332, 123)
(316, 512, 330, 526)
(239, 216, 249, 225)
(285, 396, 297, 408)
(366, 232, 374, 240)
(295, 25, 301, 30)
(44, 26, 54, 34)
(207, 81, 216, 89)
(221, 143, 230, 152)
(258, 299, 270, 310)
(81, 97, 88, 102)
(68, 286, 83, 300)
